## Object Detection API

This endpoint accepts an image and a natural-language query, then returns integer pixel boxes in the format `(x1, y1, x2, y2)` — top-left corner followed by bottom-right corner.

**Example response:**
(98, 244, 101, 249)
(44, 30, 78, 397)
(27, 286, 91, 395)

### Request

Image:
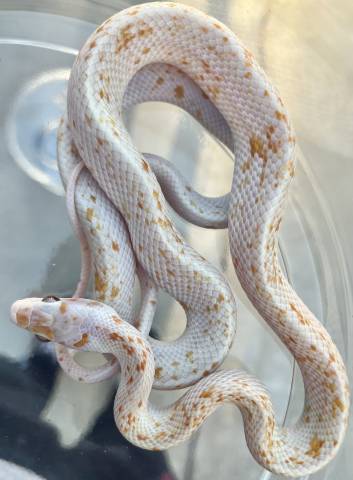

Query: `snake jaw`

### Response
(30, 309, 56, 341)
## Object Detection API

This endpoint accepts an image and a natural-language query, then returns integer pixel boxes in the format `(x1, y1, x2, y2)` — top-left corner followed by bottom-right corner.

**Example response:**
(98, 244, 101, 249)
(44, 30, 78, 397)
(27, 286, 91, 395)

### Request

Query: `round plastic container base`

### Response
(0, 3, 351, 480)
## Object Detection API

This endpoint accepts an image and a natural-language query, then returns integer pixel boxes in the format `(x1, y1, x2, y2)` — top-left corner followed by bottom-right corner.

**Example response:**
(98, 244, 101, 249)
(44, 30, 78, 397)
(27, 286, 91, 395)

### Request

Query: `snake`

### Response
(54, 57, 235, 384)
(10, 2, 349, 477)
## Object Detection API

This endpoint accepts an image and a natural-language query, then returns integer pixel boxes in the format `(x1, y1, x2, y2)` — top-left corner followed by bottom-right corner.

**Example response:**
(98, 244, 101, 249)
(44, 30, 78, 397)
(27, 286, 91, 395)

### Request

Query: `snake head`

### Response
(10, 296, 88, 345)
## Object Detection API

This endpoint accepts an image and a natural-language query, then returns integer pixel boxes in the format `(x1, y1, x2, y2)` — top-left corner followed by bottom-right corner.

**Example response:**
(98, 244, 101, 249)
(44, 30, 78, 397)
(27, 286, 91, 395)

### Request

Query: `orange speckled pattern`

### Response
(11, 2, 350, 478)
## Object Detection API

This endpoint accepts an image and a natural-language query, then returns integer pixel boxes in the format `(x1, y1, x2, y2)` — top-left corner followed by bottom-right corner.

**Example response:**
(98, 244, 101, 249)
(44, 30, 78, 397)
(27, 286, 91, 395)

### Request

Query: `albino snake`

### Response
(11, 2, 349, 477)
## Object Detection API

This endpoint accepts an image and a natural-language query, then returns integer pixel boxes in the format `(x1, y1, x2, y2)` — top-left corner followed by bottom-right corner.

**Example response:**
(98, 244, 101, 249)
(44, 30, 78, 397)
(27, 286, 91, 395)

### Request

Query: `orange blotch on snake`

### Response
(142, 158, 150, 172)
(159, 249, 167, 258)
(122, 344, 135, 356)
(136, 360, 146, 372)
(153, 190, 162, 210)
(324, 382, 336, 393)
(86, 208, 94, 222)
(111, 286, 120, 298)
(110, 332, 123, 341)
(332, 397, 345, 417)
(58, 303, 67, 315)
(155, 367, 163, 379)
(329, 353, 337, 364)
(201, 60, 210, 71)
(112, 241, 120, 252)
(73, 333, 89, 348)
(95, 273, 108, 297)
(250, 136, 266, 160)
(249, 135, 268, 185)
(200, 389, 213, 398)
(288, 457, 304, 465)
(244, 48, 254, 66)
(138, 26, 153, 37)
(251, 264, 258, 274)
(217, 293, 225, 303)
(16, 311, 29, 328)
(275, 110, 288, 123)
(142, 47, 150, 54)
(116, 24, 136, 53)
(305, 435, 325, 458)
(32, 325, 54, 340)
(207, 85, 220, 98)
(175, 85, 184, 99)
(127, 9, 139, 16)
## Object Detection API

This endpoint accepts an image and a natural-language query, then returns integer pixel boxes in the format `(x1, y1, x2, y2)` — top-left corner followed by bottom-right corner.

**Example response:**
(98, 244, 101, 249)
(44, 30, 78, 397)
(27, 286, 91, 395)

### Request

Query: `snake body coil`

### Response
(11, 2, 349, 476)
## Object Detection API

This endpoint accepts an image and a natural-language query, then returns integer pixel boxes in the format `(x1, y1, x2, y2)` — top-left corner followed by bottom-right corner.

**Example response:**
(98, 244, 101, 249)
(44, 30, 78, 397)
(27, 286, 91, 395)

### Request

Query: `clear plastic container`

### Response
(0, 1, 351, 479)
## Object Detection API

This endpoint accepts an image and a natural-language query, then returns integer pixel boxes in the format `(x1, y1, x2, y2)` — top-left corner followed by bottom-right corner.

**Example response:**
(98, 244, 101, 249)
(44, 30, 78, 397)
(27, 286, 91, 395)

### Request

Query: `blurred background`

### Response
(0, 1, 352, 479)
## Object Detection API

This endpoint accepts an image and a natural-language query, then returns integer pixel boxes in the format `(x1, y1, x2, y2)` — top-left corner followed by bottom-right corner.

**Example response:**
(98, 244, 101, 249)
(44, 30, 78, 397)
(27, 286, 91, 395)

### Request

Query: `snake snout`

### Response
(10, 300, 31, 329)
(11, 298, 57, 342)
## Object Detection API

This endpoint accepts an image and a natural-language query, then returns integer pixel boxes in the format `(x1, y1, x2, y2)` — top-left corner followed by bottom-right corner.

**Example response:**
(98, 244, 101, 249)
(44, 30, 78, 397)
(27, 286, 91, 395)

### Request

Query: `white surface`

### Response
(0, 460, 45, 480)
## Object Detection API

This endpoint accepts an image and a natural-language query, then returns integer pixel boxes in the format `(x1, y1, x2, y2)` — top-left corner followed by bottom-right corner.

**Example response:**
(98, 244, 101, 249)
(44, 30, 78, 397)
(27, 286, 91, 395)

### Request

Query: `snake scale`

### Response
(11, 2, 349, 476)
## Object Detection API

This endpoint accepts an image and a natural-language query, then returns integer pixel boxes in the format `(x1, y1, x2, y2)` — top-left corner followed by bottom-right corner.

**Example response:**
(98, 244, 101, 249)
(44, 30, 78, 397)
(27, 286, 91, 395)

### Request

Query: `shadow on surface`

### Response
(0, 345, 174, 480)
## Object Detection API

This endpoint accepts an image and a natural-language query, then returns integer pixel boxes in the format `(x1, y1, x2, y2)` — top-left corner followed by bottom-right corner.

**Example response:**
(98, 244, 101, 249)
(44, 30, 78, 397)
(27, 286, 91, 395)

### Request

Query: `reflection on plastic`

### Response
(6, 69, 70, 196)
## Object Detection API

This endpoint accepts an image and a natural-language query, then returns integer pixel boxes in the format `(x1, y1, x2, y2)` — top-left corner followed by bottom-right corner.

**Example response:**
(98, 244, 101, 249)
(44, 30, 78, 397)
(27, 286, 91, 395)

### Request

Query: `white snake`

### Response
(11, 2, 349, 477)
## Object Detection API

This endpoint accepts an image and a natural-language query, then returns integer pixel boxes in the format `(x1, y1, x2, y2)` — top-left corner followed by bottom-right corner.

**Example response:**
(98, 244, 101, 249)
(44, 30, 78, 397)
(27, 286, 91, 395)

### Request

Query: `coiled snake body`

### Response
(11, 2, 349, 476)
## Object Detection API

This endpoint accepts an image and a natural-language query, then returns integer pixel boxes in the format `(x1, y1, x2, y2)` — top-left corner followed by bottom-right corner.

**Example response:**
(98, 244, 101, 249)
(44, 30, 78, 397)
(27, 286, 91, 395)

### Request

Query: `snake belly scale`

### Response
(11, 2, 349, 477)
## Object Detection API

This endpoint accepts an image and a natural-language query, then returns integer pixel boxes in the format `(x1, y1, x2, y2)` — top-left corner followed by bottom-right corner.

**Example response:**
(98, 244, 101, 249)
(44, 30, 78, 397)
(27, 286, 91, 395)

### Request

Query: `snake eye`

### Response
(42, 295, 61, 303)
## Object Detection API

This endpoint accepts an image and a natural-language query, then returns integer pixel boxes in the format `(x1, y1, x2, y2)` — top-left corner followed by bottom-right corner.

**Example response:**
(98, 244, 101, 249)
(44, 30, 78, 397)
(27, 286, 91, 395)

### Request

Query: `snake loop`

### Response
(11, 3, 349, 476)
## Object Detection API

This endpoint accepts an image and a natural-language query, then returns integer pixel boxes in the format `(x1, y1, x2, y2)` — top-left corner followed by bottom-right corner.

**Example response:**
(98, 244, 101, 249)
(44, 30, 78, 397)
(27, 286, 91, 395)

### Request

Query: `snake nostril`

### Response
(42, 295, 61, 303)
